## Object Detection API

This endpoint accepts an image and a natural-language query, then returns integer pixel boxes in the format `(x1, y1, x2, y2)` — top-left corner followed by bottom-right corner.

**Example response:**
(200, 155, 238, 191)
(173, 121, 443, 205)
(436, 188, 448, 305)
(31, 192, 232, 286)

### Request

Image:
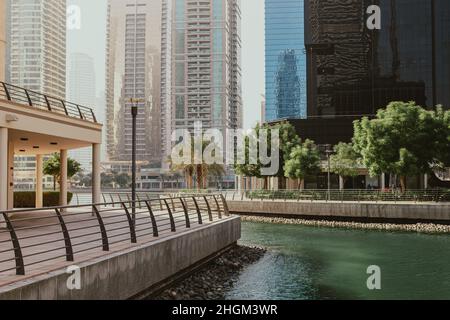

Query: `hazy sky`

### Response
(67, 0, 265, 129)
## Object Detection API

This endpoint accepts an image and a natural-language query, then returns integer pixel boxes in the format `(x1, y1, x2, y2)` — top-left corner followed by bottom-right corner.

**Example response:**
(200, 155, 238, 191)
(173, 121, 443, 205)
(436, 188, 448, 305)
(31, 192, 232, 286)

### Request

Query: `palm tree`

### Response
(168, 136, 224, 190)
(43, 153, 82, 190)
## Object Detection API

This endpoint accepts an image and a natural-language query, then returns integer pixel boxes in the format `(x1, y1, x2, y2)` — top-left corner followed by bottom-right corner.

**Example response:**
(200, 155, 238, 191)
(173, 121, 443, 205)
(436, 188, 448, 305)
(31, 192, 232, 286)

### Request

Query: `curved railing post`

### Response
(121, 203, 137, 244)
(2, 213, 25, 275)
(1, 82, 11, 101)
(192, 197, 203, 224)
(144, 200, 159, 237)
(203, 196, 213, 222)
(24, 89, 33, 106)
(163, 199, 176, 232)
(92, 205, 109, 251)
(91, 109, 97, 123)
(54, 208, 74, 261)
(44, 95, 52, 111)
(179, 198, 191, 228)
(76, 105, 83, 119)
(213, 195, 222, 219)
(61, 100, 69, 116)
(220, 194, 230, 216)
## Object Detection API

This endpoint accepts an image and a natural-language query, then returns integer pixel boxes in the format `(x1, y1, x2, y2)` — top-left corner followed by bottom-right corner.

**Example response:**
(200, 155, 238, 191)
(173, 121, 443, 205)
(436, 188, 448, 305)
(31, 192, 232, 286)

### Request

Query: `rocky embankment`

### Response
(154, 245, 266, 300)
(240, 215, 450, 234)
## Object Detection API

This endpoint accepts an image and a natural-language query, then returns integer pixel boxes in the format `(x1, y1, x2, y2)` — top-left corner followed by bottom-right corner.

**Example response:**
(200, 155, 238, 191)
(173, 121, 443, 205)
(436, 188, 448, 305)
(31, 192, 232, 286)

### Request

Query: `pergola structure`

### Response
(0, 82, 103, 219)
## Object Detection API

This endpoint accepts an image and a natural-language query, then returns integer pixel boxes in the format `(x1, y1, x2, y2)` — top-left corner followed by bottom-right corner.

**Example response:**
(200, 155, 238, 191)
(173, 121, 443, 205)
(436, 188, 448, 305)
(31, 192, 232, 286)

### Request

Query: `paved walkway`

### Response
(0, 200, 224, 288)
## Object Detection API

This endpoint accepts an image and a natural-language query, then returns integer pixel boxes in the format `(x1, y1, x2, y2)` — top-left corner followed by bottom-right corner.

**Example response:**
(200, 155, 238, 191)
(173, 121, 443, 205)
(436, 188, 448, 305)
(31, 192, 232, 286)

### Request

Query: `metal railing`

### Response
(0, 194, 228, 276)
(0, 81, 97, 123)
(222, 189, 450, 203)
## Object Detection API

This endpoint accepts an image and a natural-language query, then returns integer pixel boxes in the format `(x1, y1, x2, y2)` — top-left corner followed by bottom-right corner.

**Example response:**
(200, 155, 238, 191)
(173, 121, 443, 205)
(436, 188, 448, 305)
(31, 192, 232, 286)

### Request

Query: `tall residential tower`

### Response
(67, 53, 97, 172)
(160, 0, 242, 162)
(105, 0, 162, 162)
(8, 0, 66, 99)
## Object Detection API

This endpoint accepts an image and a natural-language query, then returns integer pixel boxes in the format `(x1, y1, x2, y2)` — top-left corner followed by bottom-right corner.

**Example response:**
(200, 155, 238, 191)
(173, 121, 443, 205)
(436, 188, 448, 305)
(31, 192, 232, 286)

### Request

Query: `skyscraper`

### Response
(160, 0, 242, 162)
(105, 0, 162, 162)
(67, 53, 96, 172)
(6, 0, 67, 189)
(306, 0, 450, 117)
(8, 0, 66, 99)
(265, 0, 307, 122)
(1, 0, 6, 82)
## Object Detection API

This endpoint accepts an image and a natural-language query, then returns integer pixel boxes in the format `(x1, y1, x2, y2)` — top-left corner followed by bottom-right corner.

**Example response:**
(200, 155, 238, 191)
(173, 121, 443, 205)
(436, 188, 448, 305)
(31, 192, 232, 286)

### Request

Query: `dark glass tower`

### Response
(305, 0, 450, 117)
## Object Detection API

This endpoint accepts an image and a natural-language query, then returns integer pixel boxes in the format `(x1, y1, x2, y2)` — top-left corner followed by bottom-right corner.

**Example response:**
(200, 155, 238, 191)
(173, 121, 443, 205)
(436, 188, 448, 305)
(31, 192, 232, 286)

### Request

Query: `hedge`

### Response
(14, 192, 74, 208)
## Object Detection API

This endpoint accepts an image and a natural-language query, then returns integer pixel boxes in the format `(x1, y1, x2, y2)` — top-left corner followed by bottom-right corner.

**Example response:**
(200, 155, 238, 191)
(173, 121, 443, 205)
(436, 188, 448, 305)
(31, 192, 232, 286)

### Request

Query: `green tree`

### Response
(235, 121, 302, 189)
(114, 173, 131, 189)
(43, 153, 82, 190)
(353, 101, 448, 192)
(330, 142, 361, 188)
(284, 139, 321, 190)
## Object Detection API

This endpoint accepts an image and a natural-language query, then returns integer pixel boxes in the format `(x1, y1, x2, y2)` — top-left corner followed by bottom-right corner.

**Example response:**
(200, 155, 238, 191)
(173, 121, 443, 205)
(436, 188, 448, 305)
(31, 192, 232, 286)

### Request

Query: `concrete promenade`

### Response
(228, 199, 450, 223)
(0, 202, 241, 300)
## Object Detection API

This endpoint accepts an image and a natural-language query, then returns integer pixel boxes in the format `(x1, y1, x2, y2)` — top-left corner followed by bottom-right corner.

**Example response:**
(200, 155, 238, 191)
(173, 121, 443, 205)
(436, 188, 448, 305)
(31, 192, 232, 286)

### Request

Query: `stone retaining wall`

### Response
(228, 201, 450, 223)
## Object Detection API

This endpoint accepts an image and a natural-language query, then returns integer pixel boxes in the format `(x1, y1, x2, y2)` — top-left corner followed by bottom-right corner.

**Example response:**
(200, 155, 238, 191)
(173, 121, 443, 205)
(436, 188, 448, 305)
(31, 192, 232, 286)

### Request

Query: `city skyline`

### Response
(65, 0, 264, 132)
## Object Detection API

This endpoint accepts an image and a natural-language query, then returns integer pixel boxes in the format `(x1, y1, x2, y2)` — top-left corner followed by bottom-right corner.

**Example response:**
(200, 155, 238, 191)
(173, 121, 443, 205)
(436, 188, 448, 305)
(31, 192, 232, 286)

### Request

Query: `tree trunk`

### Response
(196, 165, 202, 190)
(400, 176, 407, 193)
(53, 176, 56, 191)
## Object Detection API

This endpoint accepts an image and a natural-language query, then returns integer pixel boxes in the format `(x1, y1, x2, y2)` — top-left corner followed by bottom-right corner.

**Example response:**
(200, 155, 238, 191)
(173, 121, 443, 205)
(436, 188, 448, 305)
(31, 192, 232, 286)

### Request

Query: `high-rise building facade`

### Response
(1, 0, 6, 82)
(8, 0, 66, 99)
(160, 0, 242, 161)
(265, 0, 307, 122)
(105, 0, 162, 162)
(306, 0, 450, 117)
(67, 53, 96, 172)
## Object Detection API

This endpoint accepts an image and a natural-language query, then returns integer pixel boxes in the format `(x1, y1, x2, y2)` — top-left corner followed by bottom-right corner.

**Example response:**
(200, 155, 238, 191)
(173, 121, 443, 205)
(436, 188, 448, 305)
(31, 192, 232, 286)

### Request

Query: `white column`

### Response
(339, 176, 345, 190)
(35, 155, 43, 208)
(92, 144, 101, 204)
(59, 150, 68, 206)
(381, 173, 386, 190)
(7, 141, 14, 210)
(424, 174, 428, 190)
(0, 128, 8, 221)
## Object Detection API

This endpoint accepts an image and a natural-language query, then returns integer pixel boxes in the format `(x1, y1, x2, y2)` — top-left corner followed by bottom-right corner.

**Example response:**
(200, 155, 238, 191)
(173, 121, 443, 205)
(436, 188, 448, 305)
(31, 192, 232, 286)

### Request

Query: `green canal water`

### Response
(226, 222, 450, 300)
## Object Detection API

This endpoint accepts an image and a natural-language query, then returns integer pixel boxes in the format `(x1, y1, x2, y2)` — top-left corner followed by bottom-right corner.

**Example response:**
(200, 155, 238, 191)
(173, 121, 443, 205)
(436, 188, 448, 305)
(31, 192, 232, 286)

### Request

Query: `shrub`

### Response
(14, 192, 73, 208)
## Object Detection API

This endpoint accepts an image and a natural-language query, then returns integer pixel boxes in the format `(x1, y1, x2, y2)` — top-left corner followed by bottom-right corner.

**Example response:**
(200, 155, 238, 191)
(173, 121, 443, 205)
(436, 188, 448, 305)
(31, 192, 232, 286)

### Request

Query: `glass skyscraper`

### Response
(265, 0, 307, 122)
(306, 0, 450, 117)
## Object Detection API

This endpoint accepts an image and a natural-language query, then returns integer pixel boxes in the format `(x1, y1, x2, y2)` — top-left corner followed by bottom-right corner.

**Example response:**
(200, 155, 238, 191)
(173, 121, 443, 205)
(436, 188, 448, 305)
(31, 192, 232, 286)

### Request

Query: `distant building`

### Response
(67, 53, 96, 172)
(8, 0, 66, 98)
(6, 0, 67, 189)
(160, 0, 243, 163)
(105, 0, 162, 163)
(265, 0, 307, 121)
(260, 95, 266, 124)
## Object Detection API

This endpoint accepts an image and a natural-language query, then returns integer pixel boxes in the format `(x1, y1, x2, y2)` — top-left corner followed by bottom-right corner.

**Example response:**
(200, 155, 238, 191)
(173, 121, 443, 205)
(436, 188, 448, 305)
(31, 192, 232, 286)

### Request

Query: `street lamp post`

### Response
(130, 98, 139, 217)
(325, 145, 333, 201)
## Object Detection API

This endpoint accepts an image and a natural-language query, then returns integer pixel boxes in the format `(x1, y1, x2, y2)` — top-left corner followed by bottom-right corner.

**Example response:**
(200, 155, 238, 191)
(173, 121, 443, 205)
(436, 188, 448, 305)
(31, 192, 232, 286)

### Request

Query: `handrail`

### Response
(0, 81, 97, 123)
(0, 194, 228, 276)
(219, 189, 450, 204)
